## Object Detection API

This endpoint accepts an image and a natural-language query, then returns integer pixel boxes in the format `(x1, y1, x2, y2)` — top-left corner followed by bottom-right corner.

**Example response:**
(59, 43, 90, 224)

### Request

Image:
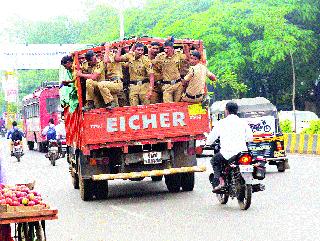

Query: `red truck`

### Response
(64, 38, 209, 201)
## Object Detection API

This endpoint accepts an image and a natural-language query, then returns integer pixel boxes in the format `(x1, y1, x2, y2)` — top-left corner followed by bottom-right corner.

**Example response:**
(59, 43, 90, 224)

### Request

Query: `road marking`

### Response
(110, 205, 147, 219)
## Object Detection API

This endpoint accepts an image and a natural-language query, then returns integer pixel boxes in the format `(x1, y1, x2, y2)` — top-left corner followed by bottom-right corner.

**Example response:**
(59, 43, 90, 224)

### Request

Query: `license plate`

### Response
(274, 150, 285, 157)
(143, 152, 162, 164)
(50, 147, 59, 151)
(239, 165, 254, 173)
(61, 148, 66, 151)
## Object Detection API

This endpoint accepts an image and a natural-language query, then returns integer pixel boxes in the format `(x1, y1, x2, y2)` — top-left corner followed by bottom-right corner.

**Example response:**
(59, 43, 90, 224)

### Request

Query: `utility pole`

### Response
(289, 50, 297, 133)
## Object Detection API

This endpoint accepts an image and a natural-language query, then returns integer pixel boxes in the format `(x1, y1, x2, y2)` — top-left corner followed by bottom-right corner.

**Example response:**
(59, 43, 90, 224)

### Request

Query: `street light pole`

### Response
(119, 8, 125, 39)
(289, 50, 297, 133)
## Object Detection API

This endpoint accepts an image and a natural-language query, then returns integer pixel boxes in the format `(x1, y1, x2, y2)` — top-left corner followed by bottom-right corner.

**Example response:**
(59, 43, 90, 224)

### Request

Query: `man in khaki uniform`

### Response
(76, 50, 109, 110)
(103, 45, 124, 107)
(153, 39, 191, 103)
(181, 51, 217, 103)
(115, 43, 155, 106)
(148, 42, 163, 104)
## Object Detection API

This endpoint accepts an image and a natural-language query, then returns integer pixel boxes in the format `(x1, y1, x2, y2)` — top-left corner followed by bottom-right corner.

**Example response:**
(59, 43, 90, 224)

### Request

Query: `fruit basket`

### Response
(0, 183, 58, 241)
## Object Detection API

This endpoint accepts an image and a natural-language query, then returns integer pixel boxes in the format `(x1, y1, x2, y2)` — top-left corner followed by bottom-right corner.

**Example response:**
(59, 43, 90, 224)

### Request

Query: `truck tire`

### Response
(165, 174, 181, 193)
(181, 173, 195, 191)
(94, 180, 109, 200)
(80, 177, 93, 201)
(277, 162, 285, 172)
(71, 171, 79, 189)
(151, 176, 163, 182)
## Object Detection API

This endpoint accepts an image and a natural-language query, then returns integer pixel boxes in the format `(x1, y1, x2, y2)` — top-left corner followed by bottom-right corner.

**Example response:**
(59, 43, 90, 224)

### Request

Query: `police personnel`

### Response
(115, 42, 155, 106)
(153, 37, 191, 103)
(103, 44, 125, 107)
(181, 51, 217, 103)
(76, 50, 107, 110)
(148, 42, 162, 103)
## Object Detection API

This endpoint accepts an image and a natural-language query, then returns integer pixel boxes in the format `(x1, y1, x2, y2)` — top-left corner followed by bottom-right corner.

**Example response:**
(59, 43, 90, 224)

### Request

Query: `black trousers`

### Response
(210, 152, 227, 179)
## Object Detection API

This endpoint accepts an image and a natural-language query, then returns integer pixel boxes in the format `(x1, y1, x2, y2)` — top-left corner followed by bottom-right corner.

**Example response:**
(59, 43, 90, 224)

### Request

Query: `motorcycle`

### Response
(47, 140, 59, 166)
(208, 139, 266, 210)
(13, 140, 23, 162)
(0, 127, 6, 137)
(59, 138, 67, 158)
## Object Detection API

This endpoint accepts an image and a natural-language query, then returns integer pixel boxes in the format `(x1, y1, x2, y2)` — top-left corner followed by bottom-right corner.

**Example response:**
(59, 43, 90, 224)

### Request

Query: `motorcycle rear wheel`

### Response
(50, 156, 56, 166)
(237, 184, 252, 210)
(216, 193, 229, 204)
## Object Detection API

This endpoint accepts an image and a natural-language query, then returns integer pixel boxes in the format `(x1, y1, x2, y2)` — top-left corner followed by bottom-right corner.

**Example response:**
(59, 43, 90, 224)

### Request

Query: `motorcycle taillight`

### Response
(238, 154, 252, 165)
(61, 141, 66, 145)
(14, 141, 20, 146)
(50, 141, 58, 146)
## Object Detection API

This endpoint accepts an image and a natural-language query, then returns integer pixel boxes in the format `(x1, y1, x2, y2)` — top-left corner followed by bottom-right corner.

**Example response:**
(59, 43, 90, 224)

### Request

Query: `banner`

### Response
(245, 115, 276, 137)
(0, 44, 91, 70)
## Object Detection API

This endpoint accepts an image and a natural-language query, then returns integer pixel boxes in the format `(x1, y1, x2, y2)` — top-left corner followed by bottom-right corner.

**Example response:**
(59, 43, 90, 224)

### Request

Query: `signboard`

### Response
(0, 44, 91, 70)
(245, 115, 275, 137)
(1, 71, 18, 103)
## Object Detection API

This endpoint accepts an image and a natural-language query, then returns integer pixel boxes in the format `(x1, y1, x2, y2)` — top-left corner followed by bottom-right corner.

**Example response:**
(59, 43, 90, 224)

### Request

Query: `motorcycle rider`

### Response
(42, 118, 57, 157)
(6, 121, 24, 156)
(206, 102, 253, 192)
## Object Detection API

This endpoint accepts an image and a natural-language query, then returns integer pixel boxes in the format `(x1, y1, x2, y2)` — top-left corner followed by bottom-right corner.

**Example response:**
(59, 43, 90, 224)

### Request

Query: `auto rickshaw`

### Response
(210, 97, 289, 172)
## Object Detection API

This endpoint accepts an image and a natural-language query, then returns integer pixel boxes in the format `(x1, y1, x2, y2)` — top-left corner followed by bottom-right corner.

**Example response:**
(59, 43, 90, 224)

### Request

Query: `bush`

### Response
(280, 119, 293, 133)
(301, 120, 320, 135)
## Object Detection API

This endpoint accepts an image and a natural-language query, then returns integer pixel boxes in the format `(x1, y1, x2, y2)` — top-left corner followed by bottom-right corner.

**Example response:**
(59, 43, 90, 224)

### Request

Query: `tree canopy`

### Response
(3, 0, 320, 114)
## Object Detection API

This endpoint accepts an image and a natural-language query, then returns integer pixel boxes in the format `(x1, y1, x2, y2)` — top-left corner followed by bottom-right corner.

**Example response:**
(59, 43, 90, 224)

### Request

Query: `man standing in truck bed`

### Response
(153, 37, 191, 103)
(181, 51, 217, 103)
(103, 44, 124, 107)
(115, 42, 155, 106)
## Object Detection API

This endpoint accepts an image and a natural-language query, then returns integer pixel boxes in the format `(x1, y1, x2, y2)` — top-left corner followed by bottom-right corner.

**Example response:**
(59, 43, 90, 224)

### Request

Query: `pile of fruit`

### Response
(0, 184, 49, 208)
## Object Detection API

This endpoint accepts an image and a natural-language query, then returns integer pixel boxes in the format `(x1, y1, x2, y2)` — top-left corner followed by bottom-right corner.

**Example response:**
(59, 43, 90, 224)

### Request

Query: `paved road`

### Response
(0, 138, 319, 241)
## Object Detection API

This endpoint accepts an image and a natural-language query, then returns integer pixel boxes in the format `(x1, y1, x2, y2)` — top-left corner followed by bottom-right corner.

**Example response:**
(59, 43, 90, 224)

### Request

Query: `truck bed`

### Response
(77, 102, 209, 147)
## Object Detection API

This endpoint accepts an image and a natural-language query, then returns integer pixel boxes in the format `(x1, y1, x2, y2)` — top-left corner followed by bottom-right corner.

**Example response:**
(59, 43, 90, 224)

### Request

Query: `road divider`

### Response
(283, 133, 320, 155)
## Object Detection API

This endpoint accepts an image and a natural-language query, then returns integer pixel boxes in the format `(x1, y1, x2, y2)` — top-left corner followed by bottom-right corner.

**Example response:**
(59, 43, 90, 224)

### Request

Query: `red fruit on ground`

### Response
(28, 201, 35, 206)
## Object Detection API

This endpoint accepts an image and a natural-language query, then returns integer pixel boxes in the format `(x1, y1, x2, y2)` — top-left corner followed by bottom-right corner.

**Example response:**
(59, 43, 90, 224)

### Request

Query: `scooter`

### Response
(47, 140, 59, 166)
(13, 140, 23, 162)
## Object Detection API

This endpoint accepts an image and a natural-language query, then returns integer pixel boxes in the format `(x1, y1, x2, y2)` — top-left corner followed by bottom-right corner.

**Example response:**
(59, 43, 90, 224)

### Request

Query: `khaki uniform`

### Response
(122, 53, 153, 106)
(154, 50, 186, 103)
(181, 63, 214, 103)
(103, 52, 124, 107)
(83, 60, 107, 108)
(150, 58, 163, 104)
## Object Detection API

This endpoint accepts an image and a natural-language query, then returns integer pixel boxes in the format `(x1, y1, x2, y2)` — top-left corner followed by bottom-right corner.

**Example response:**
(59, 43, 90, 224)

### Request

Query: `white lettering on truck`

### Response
(106, 112, 186, 133)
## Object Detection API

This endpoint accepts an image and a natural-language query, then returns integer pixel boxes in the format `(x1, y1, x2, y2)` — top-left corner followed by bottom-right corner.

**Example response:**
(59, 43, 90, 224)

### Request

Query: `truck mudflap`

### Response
(92, 165, 206, 181)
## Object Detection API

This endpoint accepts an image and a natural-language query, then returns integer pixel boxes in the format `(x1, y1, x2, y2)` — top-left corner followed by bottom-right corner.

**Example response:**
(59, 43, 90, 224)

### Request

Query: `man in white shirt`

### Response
(206, 102, 253, 192)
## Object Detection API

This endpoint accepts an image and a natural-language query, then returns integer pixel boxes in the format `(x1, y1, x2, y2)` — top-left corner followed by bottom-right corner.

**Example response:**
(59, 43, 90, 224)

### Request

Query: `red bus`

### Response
(22, 82, 60, 152)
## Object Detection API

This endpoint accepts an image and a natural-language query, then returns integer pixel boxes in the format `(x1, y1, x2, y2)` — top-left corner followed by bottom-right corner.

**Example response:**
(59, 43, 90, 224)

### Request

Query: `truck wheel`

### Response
(71, 171, 79, 189)
(80, 177, 93, 201)
(165, 174, 181, 193)
(94, 180, 109, 200)
(151, 176, 163, 182)
(181, 173, 195, 191)
(28, 142, 34, 150)
(277, 162, 285, 172)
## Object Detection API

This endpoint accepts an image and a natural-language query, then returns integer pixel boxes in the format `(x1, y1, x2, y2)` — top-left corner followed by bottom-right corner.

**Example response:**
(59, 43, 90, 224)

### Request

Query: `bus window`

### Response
(46, 98, 60, 114)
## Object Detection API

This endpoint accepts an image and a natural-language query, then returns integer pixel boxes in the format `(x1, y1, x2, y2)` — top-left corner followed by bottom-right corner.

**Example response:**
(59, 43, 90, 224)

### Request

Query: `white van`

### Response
(278, 110, 319, 133)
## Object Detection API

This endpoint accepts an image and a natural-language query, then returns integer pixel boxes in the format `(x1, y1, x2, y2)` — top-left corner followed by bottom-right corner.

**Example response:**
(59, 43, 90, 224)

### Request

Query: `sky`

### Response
(0, 0, 86, 23)
(0, 0, 145, 24)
